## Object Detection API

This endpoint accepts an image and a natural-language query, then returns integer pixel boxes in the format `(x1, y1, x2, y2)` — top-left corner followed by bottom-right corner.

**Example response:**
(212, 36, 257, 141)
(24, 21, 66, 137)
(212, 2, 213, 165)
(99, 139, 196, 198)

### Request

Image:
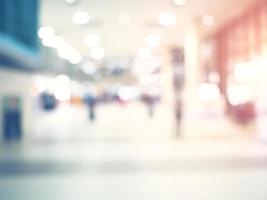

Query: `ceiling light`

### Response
(65, 0, 78, 5)
(145, 34, 161, 48)
(33, 76, 48, 93)
(42, 39, 53, 48)
(85, 34, 100, 47)
(41, 35, 65, 49)
(73, 11, 90, 25)
(38, 26, 55, 39)
(53, 36, 65, 47)
(68, 48, 82, 64)
(57, 43, 71, 57)
(57, 45, 82, 64)
(159, 12, 176, 27)
(90, 47, 105, 60)
(53, 75, 71, 102)
(202, 14, 215, 27)
(173, 0, 186, 6)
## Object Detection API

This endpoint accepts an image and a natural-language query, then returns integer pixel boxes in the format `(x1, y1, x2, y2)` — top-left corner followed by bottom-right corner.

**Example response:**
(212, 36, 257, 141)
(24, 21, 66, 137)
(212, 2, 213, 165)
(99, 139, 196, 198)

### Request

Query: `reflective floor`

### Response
(32, 102, 176, 141)
(0, 103, 267, 200)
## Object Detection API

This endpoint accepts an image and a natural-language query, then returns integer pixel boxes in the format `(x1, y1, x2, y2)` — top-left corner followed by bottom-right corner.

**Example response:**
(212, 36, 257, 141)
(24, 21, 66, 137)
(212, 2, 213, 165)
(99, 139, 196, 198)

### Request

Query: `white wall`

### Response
(0, 67, 33, 140)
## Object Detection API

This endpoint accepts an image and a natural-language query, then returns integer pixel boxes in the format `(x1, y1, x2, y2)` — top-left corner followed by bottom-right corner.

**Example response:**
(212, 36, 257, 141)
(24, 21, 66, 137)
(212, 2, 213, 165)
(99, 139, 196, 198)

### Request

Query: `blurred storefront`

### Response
(195, 0, 267, 141)
(201, 0, 267, 126)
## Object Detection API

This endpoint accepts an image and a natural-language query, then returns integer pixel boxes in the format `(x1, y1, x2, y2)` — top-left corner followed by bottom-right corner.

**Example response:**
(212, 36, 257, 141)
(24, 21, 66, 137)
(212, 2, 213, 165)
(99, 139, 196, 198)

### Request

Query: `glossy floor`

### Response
(0, 103, 266, 200)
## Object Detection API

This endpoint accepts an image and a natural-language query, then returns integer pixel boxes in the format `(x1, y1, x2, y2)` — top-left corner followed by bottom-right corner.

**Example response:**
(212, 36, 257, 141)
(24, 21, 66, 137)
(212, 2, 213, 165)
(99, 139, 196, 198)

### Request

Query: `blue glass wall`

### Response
(0, 0, 40, 69)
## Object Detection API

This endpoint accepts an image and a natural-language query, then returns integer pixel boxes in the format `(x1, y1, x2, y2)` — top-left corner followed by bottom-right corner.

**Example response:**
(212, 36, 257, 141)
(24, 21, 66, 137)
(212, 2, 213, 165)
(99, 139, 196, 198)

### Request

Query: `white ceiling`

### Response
(40, 0, 256, 58)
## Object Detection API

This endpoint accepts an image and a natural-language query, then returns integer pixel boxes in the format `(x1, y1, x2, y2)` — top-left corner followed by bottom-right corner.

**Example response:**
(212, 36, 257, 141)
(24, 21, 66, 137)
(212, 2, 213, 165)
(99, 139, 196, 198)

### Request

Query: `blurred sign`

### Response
(0, 0, 39, 71)
(2, 96, 22, 140)
(0, 0, 39, 52)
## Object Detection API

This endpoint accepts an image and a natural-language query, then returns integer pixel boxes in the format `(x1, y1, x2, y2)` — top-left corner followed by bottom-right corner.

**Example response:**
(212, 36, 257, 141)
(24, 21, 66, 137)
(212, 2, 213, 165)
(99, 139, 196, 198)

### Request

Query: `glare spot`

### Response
(159, 12, 176, 27)
(38, 26, 55, 39)
(85, 34, 100, 47)
(73, 11, 90, 25)
(90, 47, 105, 60)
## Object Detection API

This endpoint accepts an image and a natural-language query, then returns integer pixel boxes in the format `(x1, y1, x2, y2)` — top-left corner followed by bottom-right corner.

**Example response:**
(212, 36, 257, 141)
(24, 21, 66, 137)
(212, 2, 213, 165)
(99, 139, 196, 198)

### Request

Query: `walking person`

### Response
(143, 94, 155, 118)
(175, 98, 183, 137)
(86, 94, 97, 122)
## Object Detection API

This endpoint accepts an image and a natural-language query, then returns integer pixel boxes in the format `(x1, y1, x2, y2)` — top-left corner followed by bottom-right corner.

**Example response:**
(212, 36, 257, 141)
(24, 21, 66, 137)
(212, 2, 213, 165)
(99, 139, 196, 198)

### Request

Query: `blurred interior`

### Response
(1, 0, 267, 199)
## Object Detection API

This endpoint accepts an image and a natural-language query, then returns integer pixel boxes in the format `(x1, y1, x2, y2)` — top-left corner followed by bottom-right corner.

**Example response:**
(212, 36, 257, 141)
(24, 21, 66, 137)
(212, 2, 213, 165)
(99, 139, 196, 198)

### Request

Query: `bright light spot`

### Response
(81, 62, 97, 74)
(57, 45, 82, 64)
(42, 35, 65, 49)
(198, 83, 220, 103)
(69, 49, 82, 64)
(85, 34, 100, 47)
(54, 36, 65, 48)
(159, 12, 176, 27)
(33, 76, 47, 93)
(73, 11, 90, 25)
(57, 41, 71, 50)
(145, 34, 161, 48)
(118, 87, 139, 101)
(65, 0, 78, 4)
(228, 85, 252, 106)
(137, 47, 152, 60)
(252, 57, 267, 67)
(202, 15, 215, 27)
(38, 27, 55, 39)
(53, 75, 71, 102)
(57, 43, 71, 59)
(233, 58, 267, 84)
(173, 0, 186, 6)
(251, 57, 267, 79)
(234, 62, 257, 83)
(90, 47, 105, 60)
(42, 39, 53, 48)
(119, 13, 131, 25)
